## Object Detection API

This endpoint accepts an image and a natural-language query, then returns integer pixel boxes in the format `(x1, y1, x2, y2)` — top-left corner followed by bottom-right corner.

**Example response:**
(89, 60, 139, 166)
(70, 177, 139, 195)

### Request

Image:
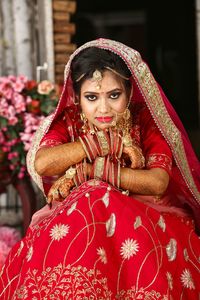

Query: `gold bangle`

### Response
(94, 156, 105, 179)
(79, 136, 92, 162)
(96, 131, 109, 156)
(65, 167, 76, 179)
(122, 134, 133, 147)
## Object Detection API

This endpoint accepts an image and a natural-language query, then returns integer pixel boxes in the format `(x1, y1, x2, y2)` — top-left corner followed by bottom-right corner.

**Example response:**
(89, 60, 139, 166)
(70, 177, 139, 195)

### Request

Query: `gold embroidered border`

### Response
(146, 153, 172, 173)
(134, 62, 200, 204)
(26, 115, 54, 193)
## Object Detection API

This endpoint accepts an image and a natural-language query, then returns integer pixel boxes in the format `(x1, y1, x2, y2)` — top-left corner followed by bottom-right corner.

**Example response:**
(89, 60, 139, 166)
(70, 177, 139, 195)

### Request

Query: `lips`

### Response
(96, 116, 113, 123)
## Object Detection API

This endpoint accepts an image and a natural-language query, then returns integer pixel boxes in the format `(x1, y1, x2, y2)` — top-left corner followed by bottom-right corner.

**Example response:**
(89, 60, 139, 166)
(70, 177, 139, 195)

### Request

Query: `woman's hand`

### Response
(47, 162, 92, 206)
(123, 145, 145, 169)
(109, 128, 123, 162)
(47, 175, 75, 205)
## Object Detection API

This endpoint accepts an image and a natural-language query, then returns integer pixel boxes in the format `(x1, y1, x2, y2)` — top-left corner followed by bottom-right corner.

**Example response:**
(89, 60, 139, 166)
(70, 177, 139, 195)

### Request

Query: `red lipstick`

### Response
(96, 116, 113, 123)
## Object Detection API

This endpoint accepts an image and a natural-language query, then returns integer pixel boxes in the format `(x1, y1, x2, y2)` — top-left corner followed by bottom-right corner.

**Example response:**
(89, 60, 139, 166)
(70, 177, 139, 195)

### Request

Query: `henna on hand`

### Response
(123, 145, 145, 169)
(47, 175, 75, 205)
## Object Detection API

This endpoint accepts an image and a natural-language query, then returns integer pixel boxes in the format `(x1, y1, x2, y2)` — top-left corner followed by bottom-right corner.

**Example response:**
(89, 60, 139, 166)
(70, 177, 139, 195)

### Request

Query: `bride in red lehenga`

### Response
(0, 38, 200, 299)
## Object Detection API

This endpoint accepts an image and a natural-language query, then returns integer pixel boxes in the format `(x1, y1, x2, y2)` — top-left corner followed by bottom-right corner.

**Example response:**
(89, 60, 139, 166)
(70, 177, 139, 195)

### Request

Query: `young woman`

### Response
(0, 38, 200, 299)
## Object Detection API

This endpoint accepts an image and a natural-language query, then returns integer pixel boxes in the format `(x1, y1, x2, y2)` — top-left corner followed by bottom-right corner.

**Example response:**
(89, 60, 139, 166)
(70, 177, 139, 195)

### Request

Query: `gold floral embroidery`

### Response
(116, 286, 168, 299)
(146, 153, 172, 173)
(166, 238, 177, 261)
(134, 216, 142, 229)
(67, 201, 78, 215)
(16, 285, 28, 299)
(1, 183, 199, 299)
(158, 215, 166, 232)
(120, 238, 139, 260)
(17, 241, 24, 256)
(97, 247, 107, 264)
(183, 248, 189, 262)
(166, 272, 173, 290)
(49, 223, 70, 241)
(39, 139, 62, 148)
(102, 189, 110, 207)
(106, 213, 116, 237)
(180, 269, 195, 289)
(15, 264, 112, 299)
(26, 246, 33, 262)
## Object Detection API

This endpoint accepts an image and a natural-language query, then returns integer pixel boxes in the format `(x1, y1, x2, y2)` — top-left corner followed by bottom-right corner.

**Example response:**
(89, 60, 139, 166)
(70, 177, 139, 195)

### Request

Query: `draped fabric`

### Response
(0, 38, 200, 299)
(0, 181, 199, 299)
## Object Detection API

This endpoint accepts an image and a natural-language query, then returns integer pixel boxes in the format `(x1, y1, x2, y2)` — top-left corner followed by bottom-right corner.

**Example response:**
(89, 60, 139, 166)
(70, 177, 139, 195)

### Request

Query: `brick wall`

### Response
(52, 0, 77, 84)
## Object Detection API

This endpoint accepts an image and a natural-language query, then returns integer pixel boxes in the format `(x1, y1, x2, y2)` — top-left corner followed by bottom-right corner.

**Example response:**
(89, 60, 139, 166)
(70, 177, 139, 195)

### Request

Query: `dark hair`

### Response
(71, 47, 131, 96)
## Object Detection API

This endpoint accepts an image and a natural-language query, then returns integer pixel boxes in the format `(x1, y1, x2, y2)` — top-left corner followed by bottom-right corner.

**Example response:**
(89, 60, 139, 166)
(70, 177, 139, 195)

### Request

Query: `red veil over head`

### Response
(27, 38, 200, 231)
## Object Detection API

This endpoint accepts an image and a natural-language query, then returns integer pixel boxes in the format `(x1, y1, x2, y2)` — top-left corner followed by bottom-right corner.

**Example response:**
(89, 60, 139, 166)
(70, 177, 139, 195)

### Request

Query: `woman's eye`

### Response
(85, 95, 97, 101)
(110, 92, 121, 99)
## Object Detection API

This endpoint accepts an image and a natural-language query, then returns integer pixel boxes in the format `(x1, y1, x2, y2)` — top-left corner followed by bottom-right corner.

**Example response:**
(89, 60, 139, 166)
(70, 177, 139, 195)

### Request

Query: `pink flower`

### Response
(8, 116, 18, 125)
(0, 97, 9, 111)
(0, 226, 21, 248)
(7, 75, 16, 81)
(0, 132, 5, 144)
(37, 80, 54, 95)
(17, 75, 28, 83)
(6, 139, 18, 146)
(0, 240, 10, 269)
(0, 81, 13, 99)
(8, 152, 18, 160)
(12, 80, 25, 93)
(26, 96, 32, 104)
(0, 75, 58, 178)
(11, 93, 26, 113)
(2, 146, 11, 152)
(0, 226, 21, 269)
(18, 172, 25, 179)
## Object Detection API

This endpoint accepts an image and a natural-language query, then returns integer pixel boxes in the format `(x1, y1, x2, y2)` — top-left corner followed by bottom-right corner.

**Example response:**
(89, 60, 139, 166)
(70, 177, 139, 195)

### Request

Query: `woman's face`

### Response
(80, 70, 129, 130)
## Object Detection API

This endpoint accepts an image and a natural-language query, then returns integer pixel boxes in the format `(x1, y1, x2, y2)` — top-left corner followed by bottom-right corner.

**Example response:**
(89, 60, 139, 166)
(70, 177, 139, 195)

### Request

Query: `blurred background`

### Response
(0, 0, 200, 264)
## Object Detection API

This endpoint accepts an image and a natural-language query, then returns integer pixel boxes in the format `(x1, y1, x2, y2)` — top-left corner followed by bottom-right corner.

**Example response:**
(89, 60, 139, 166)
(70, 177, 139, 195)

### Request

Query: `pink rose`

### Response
(37, 80, 54, 95)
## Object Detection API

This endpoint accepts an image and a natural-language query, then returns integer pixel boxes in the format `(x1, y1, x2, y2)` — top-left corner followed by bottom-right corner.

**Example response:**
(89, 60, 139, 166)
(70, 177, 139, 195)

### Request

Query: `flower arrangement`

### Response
(0, 226, 21, 269)
(0, 75, 59, 179)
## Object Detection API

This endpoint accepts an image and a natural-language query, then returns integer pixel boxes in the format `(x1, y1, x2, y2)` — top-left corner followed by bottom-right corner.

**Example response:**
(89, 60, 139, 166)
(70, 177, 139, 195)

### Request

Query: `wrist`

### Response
(86, 163, 92, 177)
(79, 130, 110, 162)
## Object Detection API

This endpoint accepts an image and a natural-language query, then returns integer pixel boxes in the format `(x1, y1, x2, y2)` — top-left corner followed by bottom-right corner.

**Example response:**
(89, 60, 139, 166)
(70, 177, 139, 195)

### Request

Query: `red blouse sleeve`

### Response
(140, 106, 173, 175)
(39, 114, 69, 148)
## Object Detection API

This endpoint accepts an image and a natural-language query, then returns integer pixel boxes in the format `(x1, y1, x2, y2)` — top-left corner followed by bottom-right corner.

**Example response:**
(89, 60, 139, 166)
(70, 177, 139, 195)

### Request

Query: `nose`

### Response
(98, 97, 110, 114)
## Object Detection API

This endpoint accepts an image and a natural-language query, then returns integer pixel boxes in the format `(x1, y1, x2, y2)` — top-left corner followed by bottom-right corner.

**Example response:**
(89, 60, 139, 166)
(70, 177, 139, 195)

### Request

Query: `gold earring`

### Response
(123, 108, 131, 135)
(80, 112, 88, 133)
(123, 108, 131, 122)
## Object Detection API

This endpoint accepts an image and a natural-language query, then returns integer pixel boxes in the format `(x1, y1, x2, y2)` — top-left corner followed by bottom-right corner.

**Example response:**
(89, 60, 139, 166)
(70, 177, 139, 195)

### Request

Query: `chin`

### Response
(95, 123, 112, 130)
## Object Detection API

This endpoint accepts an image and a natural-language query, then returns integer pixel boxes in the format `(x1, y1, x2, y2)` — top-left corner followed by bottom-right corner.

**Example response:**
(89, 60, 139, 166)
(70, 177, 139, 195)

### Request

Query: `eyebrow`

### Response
(83, 88, 122, 94)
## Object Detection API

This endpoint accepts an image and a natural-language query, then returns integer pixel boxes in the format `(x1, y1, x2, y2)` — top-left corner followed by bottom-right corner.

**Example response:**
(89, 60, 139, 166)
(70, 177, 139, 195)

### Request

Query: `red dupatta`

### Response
(27, 38, 200, 231)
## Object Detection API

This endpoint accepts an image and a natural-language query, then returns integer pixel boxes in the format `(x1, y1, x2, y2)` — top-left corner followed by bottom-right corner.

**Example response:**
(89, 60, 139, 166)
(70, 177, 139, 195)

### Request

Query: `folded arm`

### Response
(120, 167, 169, 197)
(34, 141, 86, 176)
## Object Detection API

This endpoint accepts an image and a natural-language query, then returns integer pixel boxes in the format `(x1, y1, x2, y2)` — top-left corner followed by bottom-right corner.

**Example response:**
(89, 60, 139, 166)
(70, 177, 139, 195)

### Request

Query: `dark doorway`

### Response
(72, 0, 199, 131)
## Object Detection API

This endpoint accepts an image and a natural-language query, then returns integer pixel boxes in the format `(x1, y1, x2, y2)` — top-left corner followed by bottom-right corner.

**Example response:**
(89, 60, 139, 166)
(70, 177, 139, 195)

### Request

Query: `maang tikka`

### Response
(91, 70, 103, 89)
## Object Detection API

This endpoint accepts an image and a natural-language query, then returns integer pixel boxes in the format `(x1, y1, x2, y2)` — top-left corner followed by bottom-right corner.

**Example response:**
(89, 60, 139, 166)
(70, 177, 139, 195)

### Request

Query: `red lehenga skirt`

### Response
(0, 180, 199, 299)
